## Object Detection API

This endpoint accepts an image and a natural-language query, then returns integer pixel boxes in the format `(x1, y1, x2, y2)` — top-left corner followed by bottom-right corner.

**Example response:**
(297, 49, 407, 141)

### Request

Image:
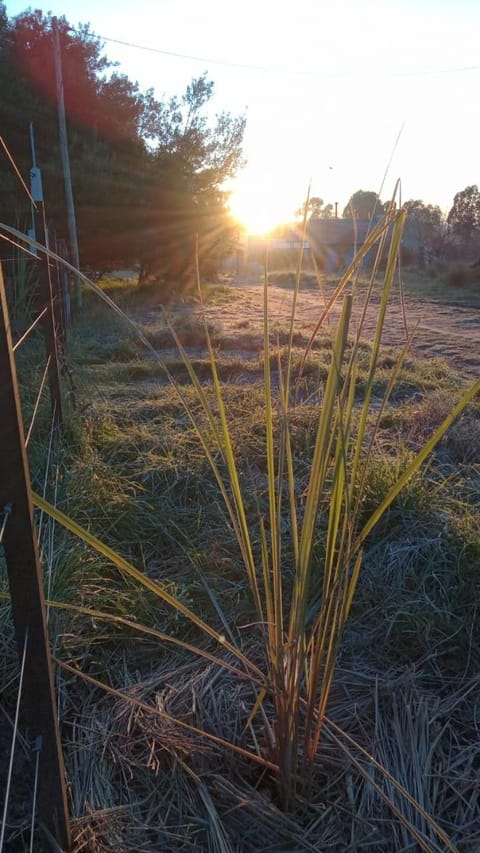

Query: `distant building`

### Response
(226, 214, 424, 278)
(308, 217, 381, 271)
(308, 216, 425, 270)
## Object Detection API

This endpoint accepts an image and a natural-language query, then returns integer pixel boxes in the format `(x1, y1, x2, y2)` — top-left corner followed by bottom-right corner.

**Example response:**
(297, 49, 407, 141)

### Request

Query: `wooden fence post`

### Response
(0, 263, 71, 850)
(34, 214, 63, 428)
(52, 235, 67, 353)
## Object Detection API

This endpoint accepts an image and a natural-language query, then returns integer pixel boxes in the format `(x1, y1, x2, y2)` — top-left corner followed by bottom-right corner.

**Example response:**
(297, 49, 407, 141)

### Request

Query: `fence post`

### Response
(35, 216, 63, 429)
(52, 234, 67, 353)
(0, 263, 71, 850)
(55, 238, 72, 330)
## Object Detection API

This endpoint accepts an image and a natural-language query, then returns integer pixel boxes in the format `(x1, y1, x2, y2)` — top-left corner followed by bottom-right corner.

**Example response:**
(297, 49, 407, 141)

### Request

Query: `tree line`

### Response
(293, 189, 480, 263)
(0, 5, 245, 292)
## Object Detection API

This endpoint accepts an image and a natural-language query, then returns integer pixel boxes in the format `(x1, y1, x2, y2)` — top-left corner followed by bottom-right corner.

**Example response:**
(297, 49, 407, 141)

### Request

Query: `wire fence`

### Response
(0, 132, 75, 851)
(0, 254, 71, 850)
(0, 505, 12, 547)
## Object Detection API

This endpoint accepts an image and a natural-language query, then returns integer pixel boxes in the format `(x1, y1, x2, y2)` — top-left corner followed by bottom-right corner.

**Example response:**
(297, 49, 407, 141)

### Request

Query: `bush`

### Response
(445, 264, 480, 288)
(446, 266, 469, 288)
(268, 271, 319, 289)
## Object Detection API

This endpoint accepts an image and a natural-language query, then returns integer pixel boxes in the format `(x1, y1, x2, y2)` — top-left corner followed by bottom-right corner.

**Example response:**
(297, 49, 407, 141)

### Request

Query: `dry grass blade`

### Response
(323, 715, 458, 852)
(56, 658, 277, 772)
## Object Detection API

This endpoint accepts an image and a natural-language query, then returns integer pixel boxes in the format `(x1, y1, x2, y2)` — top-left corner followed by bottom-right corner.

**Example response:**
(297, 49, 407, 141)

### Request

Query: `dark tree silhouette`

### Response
(342, 190, 386, 220)
(447, 185, 480, 255)
(0, 7, 245, 293)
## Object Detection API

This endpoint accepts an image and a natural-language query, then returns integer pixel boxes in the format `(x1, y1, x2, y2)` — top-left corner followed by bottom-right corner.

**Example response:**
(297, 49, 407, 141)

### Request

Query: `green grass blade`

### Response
(32, 492, 264, 679)
(263, 250, 284, 663)
(39, 597, 262, 684)
(285, 184, 310, 404)
(348, 210, 406, 496)
(298, 294, 352, 577)
(164, 318, 263, 620)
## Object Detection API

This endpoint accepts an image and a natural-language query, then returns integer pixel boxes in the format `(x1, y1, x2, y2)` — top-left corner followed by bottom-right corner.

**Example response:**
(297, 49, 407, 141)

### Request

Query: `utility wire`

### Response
(96, 33, 480, 79)
(97, 34, 269, 71)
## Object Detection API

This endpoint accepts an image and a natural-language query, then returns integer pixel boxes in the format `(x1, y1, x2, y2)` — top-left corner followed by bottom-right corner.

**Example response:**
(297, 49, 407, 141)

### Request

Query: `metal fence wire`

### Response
(0, 259, 71, 851)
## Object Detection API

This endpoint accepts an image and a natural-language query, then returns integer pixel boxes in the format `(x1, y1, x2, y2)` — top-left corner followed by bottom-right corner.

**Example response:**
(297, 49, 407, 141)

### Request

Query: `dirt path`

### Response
(193, 282, 480, 378)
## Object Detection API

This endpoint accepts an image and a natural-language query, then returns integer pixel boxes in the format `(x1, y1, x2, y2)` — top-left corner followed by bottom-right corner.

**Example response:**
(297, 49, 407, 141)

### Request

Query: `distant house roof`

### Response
(247, 232, 309, 251)
(246, 215, 423, 260)
(308, 216, 423, 252)
(308, 218, 378, 247)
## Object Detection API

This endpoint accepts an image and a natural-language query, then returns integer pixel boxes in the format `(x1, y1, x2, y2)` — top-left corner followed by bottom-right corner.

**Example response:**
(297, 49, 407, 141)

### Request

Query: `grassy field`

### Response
(2, 254, 480, 850)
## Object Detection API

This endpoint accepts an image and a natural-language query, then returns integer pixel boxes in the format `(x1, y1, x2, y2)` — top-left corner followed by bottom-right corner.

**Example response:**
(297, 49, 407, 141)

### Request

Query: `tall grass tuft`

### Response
(164, 205, 477, 818)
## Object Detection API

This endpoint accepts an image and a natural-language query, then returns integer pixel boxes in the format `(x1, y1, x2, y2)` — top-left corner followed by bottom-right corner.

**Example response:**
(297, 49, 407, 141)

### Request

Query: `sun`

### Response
(228, 181, 289, 237)
(230, 201, 282, 237)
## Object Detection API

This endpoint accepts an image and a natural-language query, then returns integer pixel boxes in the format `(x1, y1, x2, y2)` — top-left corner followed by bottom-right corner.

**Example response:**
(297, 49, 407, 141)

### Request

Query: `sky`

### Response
(4, 0, 480, 233)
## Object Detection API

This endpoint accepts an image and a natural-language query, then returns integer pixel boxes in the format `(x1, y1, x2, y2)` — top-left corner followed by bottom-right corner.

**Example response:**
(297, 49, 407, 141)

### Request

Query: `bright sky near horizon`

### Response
(4, 0, 480, 233)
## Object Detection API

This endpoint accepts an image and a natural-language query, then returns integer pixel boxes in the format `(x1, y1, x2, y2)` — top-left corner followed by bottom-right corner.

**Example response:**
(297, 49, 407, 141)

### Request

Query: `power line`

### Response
(96, 33, 480, 79)
(96, 35, 269, 71)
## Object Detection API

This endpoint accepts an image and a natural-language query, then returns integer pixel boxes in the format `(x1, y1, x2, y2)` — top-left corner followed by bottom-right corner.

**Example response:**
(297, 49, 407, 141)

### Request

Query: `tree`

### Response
(403, 199, 444, 262)
(295, 196, 333, 220)
(0, 9, 245, 291)
(447, 185, 480, 255)
(343, 190, 385, 220)
(137, 73, 246, 291)
(0, 9, 149, 270)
